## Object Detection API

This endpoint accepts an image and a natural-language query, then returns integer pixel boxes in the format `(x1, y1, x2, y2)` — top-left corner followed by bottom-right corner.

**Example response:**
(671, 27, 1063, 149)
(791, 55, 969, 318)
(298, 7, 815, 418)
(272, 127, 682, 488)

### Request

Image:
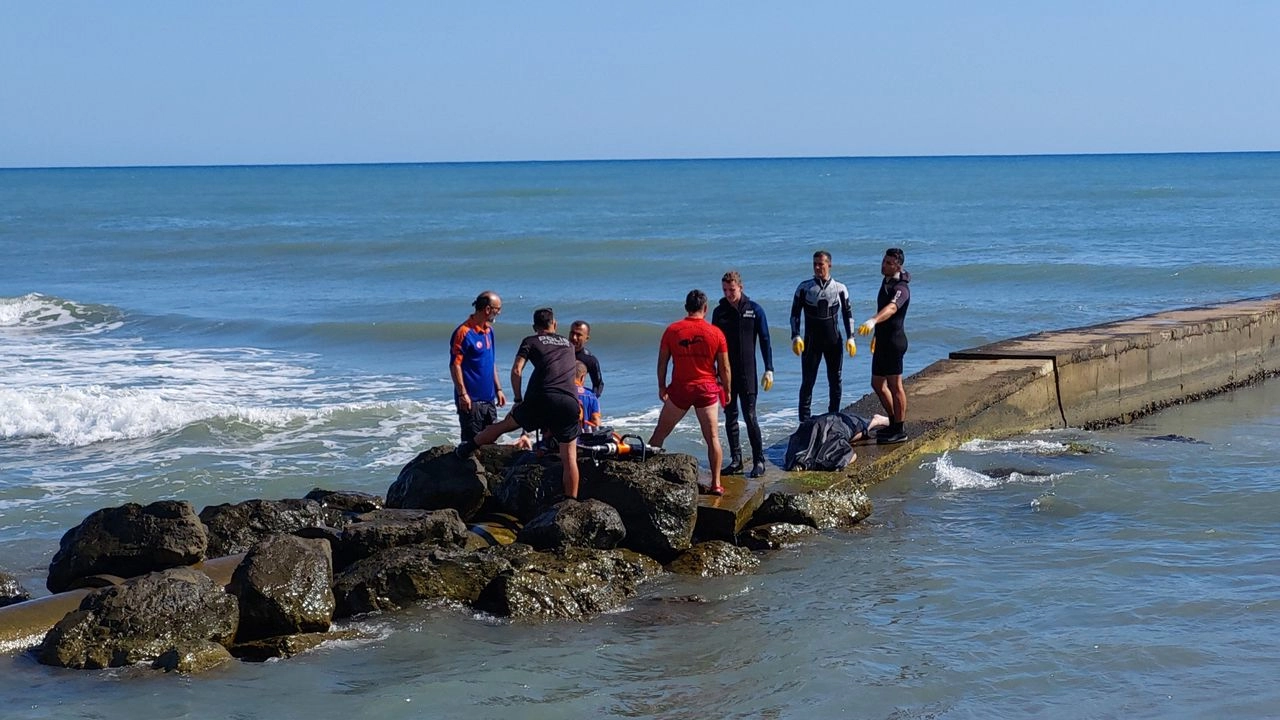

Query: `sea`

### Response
(2, 154, 1278, 719)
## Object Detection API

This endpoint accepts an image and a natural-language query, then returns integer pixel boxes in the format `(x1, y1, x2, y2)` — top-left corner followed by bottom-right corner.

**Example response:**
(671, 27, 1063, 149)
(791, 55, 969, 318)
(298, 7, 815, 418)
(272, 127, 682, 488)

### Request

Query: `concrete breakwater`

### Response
(815, 293, 1280, 492)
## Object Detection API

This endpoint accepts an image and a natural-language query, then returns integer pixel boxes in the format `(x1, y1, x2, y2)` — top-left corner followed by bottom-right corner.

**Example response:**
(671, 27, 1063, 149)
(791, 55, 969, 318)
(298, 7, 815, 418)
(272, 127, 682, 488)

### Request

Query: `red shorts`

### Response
(667, 380, 723, 411)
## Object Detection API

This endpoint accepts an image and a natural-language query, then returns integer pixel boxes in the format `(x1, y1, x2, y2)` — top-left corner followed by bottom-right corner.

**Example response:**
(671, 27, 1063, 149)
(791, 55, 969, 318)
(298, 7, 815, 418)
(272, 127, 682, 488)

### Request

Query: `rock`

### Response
(474, 546, 662, 621)
(387, 446, 488, 520)
(229, 629, 363, 662)
(199, 498, 332, 557)
(152, 641, 234, 673)
(751, 487, 873, 530)
(37, 567, 238, 670)
(577, 453, 699, 562)
(47, 501, 208, 593)
(332, 508, 469, 570)
(490, 452, 565, 521)
(739, 522, 819, 551)
(304, 488, 384, 514)
(667, 541, 760, 577)
(0, 571, 31, 607)
(228, 535, 334, 642)
(332, 544, 530, 617)
(516, 499, 626, 551)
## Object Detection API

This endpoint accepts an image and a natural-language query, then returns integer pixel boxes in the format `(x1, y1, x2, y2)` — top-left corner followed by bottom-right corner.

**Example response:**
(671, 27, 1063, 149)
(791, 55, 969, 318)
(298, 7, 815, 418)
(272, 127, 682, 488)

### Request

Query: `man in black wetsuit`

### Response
(790, 250, 856, 423)
(857, 247, 911, 444)
(569, 320, 604, 398)
(458, 307, 583, 499)
(712, 270, 775, 479)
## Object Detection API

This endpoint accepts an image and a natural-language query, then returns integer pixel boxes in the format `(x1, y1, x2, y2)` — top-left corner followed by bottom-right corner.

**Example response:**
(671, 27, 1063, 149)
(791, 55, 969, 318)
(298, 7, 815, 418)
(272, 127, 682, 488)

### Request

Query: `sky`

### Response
(2, 2, 1278, 168)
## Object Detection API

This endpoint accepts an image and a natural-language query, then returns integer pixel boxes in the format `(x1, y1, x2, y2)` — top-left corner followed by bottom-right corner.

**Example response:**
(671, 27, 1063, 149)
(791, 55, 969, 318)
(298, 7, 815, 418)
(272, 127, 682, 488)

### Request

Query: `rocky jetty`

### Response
(0, 446, 873, 673)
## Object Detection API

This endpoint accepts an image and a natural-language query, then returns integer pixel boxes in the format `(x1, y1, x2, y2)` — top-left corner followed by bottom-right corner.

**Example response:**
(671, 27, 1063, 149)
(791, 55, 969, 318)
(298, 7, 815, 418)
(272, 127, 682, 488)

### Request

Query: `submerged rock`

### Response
(739, 522, 819, 551)
(751, 487, 872, 530)
(474, 545, 662, 621)
(47, 500, 208, 593)
(37, 567, 238, 670)
(667, 541, 759, 577)
(0, 571, 31, 607)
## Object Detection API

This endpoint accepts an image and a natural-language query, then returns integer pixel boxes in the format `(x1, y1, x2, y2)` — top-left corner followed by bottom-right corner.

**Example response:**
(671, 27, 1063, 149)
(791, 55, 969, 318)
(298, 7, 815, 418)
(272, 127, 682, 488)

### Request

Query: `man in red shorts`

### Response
(648, 290, 732, 495)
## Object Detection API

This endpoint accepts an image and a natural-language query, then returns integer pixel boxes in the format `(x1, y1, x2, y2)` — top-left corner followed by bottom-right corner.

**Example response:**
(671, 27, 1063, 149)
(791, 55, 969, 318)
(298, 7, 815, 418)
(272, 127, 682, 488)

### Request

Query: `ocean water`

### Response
(2, 154, 1279, 719)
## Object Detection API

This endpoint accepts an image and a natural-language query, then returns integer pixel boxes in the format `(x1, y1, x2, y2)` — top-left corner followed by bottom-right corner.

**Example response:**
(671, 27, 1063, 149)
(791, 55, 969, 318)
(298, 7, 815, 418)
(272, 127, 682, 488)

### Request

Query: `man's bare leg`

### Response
(648, 399, 688, 448)
(560, 438, 580, 499)
(694, 403, 723, 491)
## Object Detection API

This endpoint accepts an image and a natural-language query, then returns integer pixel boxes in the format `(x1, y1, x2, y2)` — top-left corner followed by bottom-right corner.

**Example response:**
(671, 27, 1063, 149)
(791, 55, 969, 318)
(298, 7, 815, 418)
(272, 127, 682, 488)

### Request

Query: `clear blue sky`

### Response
(3, 2, 1277, 168)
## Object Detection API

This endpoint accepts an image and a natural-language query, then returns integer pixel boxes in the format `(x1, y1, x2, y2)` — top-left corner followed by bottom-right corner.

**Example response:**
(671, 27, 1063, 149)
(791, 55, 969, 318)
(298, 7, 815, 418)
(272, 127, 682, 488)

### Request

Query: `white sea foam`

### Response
(926, 451, 1067, 491)
(0, 293, 122, 334)
(958, 437, 1072, 455)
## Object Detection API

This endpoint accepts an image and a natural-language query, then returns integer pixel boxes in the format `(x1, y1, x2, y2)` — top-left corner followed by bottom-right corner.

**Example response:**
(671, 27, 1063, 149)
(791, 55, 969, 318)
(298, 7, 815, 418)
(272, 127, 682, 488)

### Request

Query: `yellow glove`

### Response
(857, 319, 876, 336)
(870, 337, 876, 354)
(791, 337, 804, 356)
(845, 338, 857, 357)
(761, 370, 774, 391)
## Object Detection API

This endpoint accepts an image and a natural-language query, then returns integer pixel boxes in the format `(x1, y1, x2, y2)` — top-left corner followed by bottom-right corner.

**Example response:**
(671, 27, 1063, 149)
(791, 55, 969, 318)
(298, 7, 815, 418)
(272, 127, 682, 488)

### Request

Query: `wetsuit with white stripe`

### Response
(790, 276, 854, 422)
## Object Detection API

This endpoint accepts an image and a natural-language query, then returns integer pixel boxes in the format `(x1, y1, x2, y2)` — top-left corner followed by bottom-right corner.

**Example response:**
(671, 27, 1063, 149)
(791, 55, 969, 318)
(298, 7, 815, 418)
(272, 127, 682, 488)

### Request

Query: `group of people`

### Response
(450, 248, 911, 499)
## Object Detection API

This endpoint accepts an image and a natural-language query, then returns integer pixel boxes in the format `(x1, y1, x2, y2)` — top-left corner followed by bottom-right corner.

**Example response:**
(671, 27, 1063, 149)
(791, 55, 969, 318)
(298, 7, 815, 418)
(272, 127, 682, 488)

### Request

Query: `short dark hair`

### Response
(684, 289, 708, 314)
(472, 291, 497, 311)
(570, 320, 590, 332)
(885, 248, 904, 264)
(532, 307, 555, 330)
(813, 250, 831, 263)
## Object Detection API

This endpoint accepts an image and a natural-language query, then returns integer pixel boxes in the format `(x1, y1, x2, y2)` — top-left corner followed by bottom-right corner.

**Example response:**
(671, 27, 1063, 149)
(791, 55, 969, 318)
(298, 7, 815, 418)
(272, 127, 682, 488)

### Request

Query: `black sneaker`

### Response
(876, 429, 908, 445)
(747, 460, 767, 479)
(454, 441, 477, 459)
(722, 458, 744, 475)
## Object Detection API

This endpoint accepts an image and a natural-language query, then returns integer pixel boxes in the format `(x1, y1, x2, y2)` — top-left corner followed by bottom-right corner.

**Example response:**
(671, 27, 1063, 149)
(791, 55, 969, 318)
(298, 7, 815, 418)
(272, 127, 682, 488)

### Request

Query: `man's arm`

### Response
(789, 284, 804, 338)
(655, 345, 671, 401)
(588, 354, 604, 398)
(754, 301, 774, 371)
(449, 327, 472, 412)
(840, 285, 854, 339)
(510, 356, 527, 403)
(717, 350, 732, 394)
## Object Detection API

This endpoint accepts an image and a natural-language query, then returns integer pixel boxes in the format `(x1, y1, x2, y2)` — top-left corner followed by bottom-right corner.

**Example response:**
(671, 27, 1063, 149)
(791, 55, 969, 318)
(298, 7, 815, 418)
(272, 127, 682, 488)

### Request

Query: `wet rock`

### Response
(47, 500, 208, 593)
(152, 641, 233, 673)
(37, 567, 238, 670)
(491, 452, 565, 521)
(332, 508, 469, 570)
(1141, 434, 1207, 444)
(199, 498, 330, 557)
(0, 570, 31, 607)
(578, 453, 699, 563)
(228, 535, 334, 642)
(304, 488, 384, 514)
(229, 629, 363, 662)
(667, 541, 760, 577)
(332, 544, 530, 617)
(752, 487, 873, 530)
(387, 446, 488, 520)
(517, 499, 626, 551)
(474, 545, 662, 621)
(982, 467, 1052, 479)
(739, 522, 819, 551)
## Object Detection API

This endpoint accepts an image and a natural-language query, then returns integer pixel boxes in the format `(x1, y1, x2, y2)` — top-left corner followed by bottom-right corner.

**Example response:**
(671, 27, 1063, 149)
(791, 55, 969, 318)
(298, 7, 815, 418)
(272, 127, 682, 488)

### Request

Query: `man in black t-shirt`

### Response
(458, 307, 583, 499)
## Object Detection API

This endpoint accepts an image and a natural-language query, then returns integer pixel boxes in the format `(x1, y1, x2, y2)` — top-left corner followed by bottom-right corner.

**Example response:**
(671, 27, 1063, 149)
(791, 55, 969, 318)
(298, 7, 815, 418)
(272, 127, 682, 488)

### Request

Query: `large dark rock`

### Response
(229, 629, 363, 662)
(37, 567, 238, 670)
(332, 508, 469, 570)
(517, 499, 626, 551)
(1, 570, 31, 607)
(387, 446, 488, 520)
(474, 545, 662, 621)
(668, 541, 760, 577)
(152, 641, 234, 673)
(228, 535, 334, 642)
(200, 498, 330, 557)
(577, 453, 699, 562)
(751, 487, 873, 530)
(47, 501, 208, 593)
(333, 544, 530, 617)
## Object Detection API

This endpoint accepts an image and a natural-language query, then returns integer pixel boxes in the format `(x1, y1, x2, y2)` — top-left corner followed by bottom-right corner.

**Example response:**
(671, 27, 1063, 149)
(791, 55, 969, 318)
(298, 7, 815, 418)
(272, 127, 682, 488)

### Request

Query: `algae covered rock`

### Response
(228, 534, 334, 642)
(751, 487, 872, 530)
(387, 446, 488, 520)
(199, 498, 330, 557)
(668, 540, 760, 577)
(517, 499, 626, 551)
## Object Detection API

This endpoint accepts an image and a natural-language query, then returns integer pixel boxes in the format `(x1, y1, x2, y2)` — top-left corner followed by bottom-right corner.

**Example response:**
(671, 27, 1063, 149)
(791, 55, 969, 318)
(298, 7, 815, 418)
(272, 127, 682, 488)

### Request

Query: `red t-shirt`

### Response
(660, 317, 728, 388)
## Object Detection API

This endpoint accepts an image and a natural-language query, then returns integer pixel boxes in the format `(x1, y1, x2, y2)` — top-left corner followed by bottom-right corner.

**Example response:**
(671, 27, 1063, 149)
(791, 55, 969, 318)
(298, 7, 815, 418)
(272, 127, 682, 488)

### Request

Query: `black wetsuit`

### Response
(575, 348, 604, 398)
(790, 276, 853, 422)
(712, 294, 774, 463)
(512, 333, 581, 443)
(871, 271, 911, 377)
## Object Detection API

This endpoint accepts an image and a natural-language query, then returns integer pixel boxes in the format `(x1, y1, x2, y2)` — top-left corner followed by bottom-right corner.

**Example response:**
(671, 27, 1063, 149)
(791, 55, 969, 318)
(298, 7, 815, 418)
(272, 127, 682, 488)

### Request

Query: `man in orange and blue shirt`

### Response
(449, 291, 507, 443)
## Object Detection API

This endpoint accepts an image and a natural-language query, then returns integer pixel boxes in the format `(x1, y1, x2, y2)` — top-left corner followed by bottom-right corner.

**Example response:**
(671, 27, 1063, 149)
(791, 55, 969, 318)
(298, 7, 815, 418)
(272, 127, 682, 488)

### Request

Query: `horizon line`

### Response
(3, 149, 1277, 172)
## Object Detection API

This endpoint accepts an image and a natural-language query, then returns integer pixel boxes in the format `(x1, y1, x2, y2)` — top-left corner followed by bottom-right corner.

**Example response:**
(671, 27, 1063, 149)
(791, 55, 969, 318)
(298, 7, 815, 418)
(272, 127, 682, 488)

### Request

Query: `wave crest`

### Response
(0, 293, 123, 334)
